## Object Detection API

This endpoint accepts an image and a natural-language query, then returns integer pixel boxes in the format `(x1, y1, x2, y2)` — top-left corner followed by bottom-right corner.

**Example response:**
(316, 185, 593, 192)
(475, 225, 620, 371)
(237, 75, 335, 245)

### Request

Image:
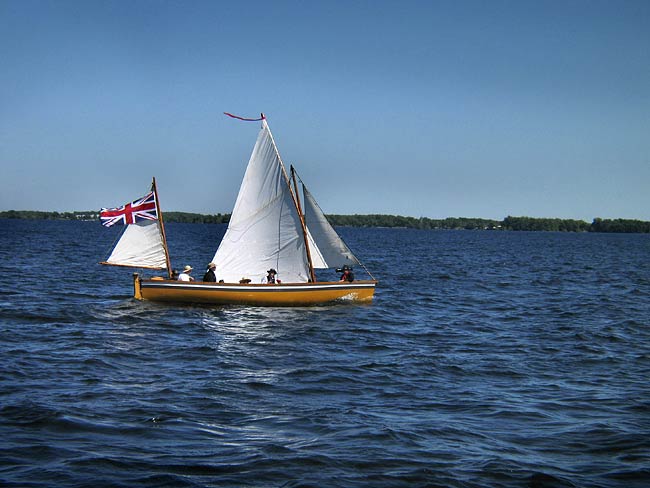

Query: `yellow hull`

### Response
(133, 274, 376, 306)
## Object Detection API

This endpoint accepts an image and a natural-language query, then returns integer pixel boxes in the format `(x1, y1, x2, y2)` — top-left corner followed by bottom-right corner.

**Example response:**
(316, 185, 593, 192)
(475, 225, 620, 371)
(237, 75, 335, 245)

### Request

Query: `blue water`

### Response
(0, 219, 648, 487)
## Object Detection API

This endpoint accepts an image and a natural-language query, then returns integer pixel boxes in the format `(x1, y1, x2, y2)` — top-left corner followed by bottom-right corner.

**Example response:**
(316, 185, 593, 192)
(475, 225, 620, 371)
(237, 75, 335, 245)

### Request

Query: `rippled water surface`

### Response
(1, 220, 649, 487)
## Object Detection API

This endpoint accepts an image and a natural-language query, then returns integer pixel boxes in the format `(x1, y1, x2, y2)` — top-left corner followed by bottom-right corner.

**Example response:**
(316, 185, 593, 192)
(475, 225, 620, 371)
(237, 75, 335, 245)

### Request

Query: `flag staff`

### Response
(152, 177, 173, 278)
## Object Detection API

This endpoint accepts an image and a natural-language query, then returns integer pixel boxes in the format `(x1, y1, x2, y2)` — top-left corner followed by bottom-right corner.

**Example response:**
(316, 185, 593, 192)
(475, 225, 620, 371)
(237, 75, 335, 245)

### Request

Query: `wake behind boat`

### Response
(100, 113, 377, 306)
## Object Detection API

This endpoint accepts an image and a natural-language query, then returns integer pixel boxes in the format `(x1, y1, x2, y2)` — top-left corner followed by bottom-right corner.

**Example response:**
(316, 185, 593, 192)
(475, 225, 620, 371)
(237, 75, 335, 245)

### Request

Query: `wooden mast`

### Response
(291, 165, 317, 283)
(151, 177, 172, 278)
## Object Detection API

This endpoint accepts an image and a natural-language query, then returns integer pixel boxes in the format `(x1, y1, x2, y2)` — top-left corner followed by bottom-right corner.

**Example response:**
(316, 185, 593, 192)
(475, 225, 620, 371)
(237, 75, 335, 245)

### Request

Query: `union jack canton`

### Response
(100, 191, 158, 227)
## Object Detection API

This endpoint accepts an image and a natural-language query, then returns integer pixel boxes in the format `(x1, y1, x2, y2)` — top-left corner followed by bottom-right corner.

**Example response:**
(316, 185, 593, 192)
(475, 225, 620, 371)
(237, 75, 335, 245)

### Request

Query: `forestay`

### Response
(211, 120, 310, 283)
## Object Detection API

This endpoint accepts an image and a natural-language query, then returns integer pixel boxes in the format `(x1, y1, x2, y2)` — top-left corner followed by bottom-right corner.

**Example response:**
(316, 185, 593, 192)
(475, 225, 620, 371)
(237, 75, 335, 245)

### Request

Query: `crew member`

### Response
(339, 265, 354, 282)
(203, 263, 217, 282)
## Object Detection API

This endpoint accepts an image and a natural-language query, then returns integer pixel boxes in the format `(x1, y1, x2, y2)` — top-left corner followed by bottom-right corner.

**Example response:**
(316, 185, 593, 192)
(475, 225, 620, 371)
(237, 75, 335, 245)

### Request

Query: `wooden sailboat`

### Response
(102, 114, 377, 306)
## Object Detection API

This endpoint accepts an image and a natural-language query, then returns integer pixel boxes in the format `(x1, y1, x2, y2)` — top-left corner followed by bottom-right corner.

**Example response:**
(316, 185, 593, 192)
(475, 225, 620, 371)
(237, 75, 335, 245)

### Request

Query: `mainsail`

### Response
(211, 119, 310, 283)
(212, 116, 369, 284)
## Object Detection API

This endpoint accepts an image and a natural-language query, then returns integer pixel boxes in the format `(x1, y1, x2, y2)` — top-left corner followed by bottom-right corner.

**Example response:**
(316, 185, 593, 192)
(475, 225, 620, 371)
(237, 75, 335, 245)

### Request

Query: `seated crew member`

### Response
(203, 262, 217, 282)
(262, 268, 280, 284)
(178, 265, 195, 282)
(339, 265, 354, 282)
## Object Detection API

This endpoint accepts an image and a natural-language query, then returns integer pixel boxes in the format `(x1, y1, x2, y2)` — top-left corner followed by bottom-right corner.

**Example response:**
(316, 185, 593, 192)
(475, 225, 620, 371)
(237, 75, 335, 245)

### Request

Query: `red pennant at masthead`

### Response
(224, 112, 265, 122)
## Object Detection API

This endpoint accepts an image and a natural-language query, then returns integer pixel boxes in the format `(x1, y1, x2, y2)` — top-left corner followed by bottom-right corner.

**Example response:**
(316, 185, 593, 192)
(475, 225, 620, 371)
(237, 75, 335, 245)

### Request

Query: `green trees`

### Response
(0, 210, 229, 224)
(590, 218, 650, 233)
(1, 211, 648, 233)
(163, 212, 230, 224)
(325, 215, 501, 230)
(502, 216, 590, 232)
(500, 216, 650, 233)
(0, 210, 99, 220)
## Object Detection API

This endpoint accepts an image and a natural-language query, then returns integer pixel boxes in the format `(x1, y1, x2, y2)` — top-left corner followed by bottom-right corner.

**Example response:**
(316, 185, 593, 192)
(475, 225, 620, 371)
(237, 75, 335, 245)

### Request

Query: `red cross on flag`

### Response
(100, 191, 158, 227)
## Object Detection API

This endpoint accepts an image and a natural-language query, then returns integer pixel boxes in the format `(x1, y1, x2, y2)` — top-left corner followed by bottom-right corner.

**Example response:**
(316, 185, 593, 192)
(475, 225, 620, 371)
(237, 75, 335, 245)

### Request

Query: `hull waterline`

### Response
(133, 274, 376, 306)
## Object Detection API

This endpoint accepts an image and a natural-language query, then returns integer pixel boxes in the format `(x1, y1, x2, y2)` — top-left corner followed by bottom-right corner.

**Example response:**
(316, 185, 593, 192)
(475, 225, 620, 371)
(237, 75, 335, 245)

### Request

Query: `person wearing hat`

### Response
(178, 265, 194, 282)
(203, 262, 217, 282)
(339, 265, 354, 282)
(262, 268, 280, 284)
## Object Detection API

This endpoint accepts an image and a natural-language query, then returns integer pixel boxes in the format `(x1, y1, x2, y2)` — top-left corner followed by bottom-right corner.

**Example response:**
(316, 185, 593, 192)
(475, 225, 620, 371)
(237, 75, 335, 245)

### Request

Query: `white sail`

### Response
(212, 119, 310, 283)
(303, 184, 360, 268)
(104, 220, 168, 269)
(306, 226, 328, 269)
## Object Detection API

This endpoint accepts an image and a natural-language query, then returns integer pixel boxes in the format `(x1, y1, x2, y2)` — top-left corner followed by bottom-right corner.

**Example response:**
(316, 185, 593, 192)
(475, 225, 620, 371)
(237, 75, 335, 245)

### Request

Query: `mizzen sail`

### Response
(103, 220, 168, 269)
(100, 179, 170, 271)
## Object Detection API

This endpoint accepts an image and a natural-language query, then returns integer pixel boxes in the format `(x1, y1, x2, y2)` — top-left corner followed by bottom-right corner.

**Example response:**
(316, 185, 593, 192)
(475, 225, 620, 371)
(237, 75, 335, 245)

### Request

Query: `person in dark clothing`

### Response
(203, 263, 217, 282)
(262, 268, 279, 284)
(339, 265, 354, 282)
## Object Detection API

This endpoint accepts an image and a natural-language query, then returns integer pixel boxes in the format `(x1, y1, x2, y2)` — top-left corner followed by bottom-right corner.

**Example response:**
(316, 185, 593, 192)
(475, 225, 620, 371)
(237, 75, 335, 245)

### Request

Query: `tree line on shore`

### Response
(1, 210, 648, 233)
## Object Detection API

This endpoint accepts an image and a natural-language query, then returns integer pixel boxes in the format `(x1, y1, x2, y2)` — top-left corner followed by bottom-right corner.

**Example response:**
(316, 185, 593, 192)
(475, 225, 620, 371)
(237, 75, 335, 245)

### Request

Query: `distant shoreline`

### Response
(0, 210, 648, 233)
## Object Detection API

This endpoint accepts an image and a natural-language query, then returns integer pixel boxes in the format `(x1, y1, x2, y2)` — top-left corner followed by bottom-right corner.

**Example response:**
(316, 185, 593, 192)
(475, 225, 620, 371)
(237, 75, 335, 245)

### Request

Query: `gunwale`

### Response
(134, 274, 377, 306)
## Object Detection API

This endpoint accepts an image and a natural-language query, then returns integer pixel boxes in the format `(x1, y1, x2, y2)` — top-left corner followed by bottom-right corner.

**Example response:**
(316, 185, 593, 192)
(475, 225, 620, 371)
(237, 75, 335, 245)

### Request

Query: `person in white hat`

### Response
(178, 265, 194, 282)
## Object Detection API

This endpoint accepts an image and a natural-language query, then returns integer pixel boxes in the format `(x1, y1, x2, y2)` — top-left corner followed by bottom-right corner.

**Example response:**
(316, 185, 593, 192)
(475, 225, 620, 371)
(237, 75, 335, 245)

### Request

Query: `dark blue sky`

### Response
(1, 0, 649, 219)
